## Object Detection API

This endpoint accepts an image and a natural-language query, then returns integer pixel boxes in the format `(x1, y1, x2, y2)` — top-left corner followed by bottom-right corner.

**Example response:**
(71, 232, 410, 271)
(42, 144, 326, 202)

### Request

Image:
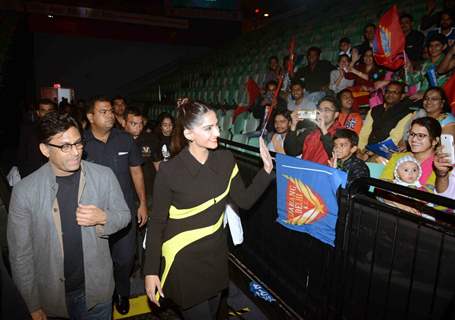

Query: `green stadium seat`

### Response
(230, 111, 249, 135)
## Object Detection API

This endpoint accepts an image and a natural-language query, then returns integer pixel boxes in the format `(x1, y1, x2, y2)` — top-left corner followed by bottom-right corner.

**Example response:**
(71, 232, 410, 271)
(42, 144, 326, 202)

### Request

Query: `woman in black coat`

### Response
(144, 100, 274, 319)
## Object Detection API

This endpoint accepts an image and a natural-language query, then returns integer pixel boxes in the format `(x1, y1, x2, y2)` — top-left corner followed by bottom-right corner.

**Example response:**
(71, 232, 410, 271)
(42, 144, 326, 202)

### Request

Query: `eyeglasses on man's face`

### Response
(47, 139, 84, 153)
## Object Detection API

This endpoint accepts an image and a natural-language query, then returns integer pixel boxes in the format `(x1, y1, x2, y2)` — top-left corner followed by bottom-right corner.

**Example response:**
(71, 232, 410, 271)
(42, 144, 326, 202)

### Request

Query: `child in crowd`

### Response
(337, 89, 363, 134)
(329, 128, 370, 184)
(393, 155, 423, 188)
(382, 155, 437, 218)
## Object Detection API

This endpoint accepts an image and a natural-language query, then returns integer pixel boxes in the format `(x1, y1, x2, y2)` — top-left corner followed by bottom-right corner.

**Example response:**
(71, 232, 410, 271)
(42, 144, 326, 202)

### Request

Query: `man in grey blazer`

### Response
(7, 112, 131, 319)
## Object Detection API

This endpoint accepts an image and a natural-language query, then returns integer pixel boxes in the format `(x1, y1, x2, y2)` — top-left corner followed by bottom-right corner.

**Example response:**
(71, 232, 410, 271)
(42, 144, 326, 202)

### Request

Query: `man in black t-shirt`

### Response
(293, 47, 335, 93)
(84, 96, 146, 315)
(124, 108, 157, 209)
(124, 107, 157, 270)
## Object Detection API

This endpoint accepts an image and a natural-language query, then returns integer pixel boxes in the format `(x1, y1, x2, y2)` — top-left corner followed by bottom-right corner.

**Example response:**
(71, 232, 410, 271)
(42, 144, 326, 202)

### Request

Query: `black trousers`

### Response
(109, 220, 136, 297)
(180, 293, 221, 320)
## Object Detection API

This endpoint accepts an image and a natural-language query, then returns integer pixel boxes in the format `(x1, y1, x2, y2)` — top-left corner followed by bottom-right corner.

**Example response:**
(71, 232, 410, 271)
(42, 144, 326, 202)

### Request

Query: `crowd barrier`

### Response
(224, 139, 455, 320)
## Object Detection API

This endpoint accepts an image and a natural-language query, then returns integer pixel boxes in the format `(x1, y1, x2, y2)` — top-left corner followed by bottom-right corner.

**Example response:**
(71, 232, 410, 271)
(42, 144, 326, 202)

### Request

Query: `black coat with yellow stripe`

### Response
(144, 147, 274, 309)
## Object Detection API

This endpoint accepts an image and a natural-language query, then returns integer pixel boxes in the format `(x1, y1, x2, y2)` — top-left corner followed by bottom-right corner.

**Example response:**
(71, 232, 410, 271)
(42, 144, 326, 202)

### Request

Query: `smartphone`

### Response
(297, 110, 317, 122)
(441, 134, 455, 165)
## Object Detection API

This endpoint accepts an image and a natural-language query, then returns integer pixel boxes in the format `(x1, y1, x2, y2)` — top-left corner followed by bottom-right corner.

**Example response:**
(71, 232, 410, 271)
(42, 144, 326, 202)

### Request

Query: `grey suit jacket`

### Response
(7, 160, 131, 318)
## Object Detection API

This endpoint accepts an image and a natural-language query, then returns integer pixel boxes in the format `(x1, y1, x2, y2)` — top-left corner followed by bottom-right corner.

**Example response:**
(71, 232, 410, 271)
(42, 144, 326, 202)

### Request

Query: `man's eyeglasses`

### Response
(408, 132, 428, 141)
(317, 108, 336, 113)
(47, 140, 84, 153)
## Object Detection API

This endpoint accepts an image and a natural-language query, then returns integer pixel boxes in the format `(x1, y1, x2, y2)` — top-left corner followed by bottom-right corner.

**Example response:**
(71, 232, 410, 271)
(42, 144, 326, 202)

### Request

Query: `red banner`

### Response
(372, 5, 405, 70)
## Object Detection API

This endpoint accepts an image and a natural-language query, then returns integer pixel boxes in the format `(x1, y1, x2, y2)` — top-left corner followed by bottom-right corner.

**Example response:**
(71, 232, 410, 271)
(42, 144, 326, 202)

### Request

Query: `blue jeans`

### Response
(50, 288, 112, 320)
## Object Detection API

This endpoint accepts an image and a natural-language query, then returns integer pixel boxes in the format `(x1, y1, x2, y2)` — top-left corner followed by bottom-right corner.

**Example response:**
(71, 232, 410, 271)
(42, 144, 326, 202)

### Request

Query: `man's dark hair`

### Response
(38, 112, 80, 144)
(86, 96, 111, 113)
(125, 106, 142, 118)
(112, 95, 127, 104)
(400, 13, 413, 21)
(274, 110, 292, 122)
(317, 96, 340, 112)
(307, 46, 321, 55)
(290, 79, 304, 89)
(426, 33, 448, 47)
(333, 128, 359, 146)
(336, 88, 353, 101)
(386, 80, 405, 93)
(364, 23, 376, 32)
(36, 98, 57, 110)
(339, 37, 351, 45)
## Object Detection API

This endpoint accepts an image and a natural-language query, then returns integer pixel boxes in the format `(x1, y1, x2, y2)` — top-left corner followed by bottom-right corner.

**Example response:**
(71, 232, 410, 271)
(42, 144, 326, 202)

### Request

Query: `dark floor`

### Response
(123, 259, 285, 320)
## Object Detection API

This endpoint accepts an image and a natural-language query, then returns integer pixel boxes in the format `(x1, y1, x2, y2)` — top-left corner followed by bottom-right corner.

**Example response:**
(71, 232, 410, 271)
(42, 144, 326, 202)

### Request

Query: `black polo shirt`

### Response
(294, 60, 335, 93)
(83, 127, 143, 212)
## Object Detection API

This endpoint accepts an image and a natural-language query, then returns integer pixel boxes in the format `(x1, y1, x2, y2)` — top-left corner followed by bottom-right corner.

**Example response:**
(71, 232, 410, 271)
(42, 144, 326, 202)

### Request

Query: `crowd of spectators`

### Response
(243, 3, 455, 213)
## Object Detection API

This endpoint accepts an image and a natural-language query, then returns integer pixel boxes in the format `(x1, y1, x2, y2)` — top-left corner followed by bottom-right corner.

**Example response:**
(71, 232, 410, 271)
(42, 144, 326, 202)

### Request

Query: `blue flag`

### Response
(276, 154, 347, 247)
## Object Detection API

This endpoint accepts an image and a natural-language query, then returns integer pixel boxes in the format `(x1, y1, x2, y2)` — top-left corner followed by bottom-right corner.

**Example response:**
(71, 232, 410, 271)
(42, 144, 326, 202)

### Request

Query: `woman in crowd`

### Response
(403, 87, 455, 142)
(329, 54, 354, 93)
(346, 48, 381, 106)
(381, 117, 442, 187)
(152, 112, 175, 171)
(336, 89, 363, 134)
(268, 110, 291, 153)
(144, 100, 274, 319)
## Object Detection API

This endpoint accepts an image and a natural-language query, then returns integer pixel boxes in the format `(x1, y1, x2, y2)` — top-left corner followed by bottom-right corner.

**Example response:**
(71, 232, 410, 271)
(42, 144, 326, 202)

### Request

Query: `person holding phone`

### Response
(434, 144, 455, 198)
(284, 96, 341, 164)
(144, 100, 274, 320)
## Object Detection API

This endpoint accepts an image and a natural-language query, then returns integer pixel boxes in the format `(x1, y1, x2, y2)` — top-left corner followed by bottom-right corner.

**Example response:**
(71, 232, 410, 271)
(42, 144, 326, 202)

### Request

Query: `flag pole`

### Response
(260, 36, 296, 138)
(403, 50, 408, 85)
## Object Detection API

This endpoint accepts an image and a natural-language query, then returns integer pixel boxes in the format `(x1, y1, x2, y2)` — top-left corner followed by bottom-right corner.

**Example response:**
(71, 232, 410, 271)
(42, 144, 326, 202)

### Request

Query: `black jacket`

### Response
(144, 148, 274, 308)
(338, 155, 370, 185)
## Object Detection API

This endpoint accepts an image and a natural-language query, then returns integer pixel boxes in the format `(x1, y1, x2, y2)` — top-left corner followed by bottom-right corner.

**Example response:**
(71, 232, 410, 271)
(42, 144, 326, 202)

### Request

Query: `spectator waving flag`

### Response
(372, 5, 405, 70)
(276, 154, 347, 247)
(443, 73, 455, 115)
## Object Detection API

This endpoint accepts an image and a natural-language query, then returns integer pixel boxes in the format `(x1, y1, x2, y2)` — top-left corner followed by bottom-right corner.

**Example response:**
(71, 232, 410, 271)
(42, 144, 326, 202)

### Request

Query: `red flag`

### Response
(246, 77, 261, 108)
(287, 36, 296, 75)
(443, 73, 455, 115)
(372, 5, 405, 70)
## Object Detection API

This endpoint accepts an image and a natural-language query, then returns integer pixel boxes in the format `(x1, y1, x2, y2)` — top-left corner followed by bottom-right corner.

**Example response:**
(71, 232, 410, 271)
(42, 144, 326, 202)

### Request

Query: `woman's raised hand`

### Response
(259, 137, 274, 174)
